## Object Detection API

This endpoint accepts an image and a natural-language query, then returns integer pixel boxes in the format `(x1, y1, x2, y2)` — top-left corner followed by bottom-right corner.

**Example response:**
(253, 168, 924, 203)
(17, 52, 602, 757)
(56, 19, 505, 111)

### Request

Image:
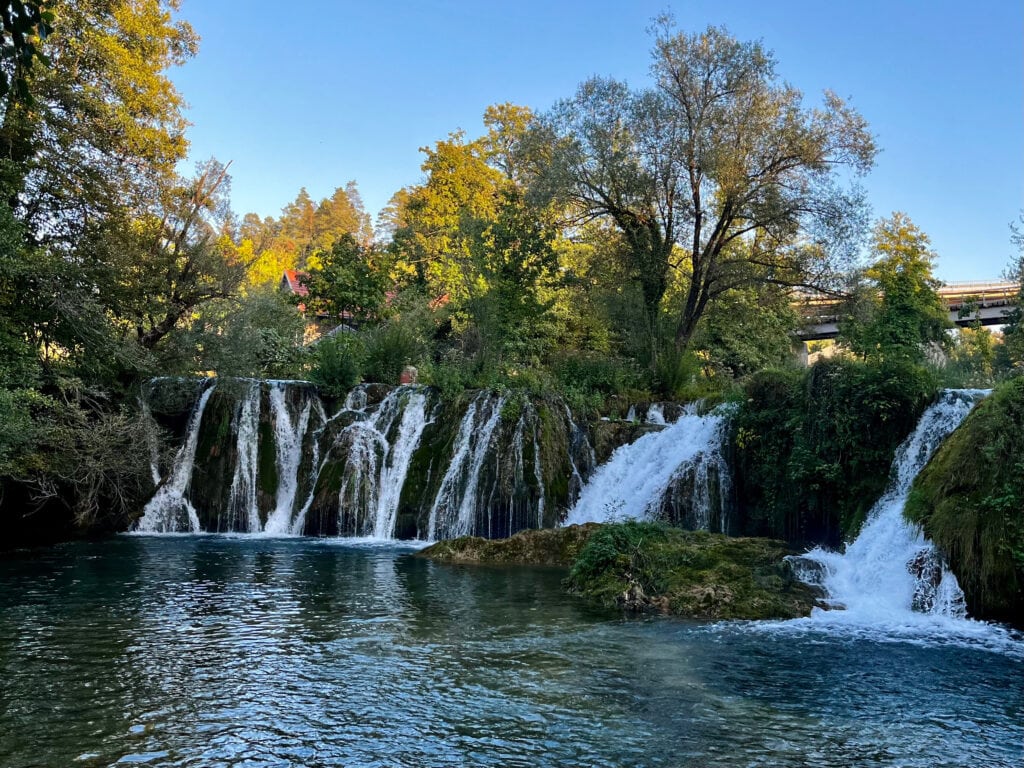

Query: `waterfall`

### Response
(564, 404, 595, 504)
(427, 391, 506, 540)
(373, 389, 431, 538)
(264, 382, 314, 534)
(136, 379, 598, 541)
(796, 389, 990, 623)
(564, 404, 732, 529)
(135, 382, 217, 533)
(226, 380, 261, 532)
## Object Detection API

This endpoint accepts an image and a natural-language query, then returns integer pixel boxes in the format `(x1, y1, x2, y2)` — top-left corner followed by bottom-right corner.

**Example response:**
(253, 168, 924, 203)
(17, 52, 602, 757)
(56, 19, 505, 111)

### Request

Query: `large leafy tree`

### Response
(0, 0, 197, 245)
(535, 22, 875, 354)
(300, 233, 388, 326)
(839, 212, 949, 362)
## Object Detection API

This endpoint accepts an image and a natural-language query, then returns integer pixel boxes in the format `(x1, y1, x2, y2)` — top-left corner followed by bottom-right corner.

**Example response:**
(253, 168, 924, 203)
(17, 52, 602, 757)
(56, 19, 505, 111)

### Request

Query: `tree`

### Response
(840, 212, 949, 362)
(465, 188, 559, 368)
(0, 0, 197, 244)
(535, 22, 875, 356)
(997, 211, 1024, 368)
(92, 159, 247, 352)
(394, 131, 505, 302)
(300, 233, 388, 326)
(0, 1, 53, 101)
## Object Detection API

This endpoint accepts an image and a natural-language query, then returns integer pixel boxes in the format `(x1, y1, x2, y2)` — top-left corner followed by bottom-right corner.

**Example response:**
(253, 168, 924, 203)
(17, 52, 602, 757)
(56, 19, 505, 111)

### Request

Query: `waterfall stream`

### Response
(136, 380, 593, 540)
(794, 389, 991, 626)
(563, 404, 733, 530)
(135, 382, 217, 533)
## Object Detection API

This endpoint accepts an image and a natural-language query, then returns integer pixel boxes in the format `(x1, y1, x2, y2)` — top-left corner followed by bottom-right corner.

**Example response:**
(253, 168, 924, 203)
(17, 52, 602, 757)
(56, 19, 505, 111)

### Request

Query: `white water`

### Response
(135, 383, 217, 533)
(227, 380, 261, 532)
(427, 392, 506, 540)
(332, 387, 433, 537)
(264, 383, 314, 534)
(373, 388, 431, 538)
(797, 389, 991, 630)
(564, 404, 732, 527)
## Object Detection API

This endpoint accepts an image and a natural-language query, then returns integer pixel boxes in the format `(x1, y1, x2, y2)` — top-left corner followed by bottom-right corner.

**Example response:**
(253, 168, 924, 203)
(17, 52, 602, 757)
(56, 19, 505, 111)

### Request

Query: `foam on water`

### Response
(563, 404, 731, 527)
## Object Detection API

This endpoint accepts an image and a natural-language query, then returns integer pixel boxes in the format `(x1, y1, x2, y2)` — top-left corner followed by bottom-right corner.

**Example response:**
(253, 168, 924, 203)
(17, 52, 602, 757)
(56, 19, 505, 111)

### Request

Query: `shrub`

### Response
(734, 358, 937, 546)
(310, 332, 364, 397)
(362, 323, 423, 384)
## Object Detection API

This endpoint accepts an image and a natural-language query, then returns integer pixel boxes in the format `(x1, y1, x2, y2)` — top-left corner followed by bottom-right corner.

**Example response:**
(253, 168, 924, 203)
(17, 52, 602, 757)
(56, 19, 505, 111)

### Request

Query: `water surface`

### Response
(0, 536, 1020, 767)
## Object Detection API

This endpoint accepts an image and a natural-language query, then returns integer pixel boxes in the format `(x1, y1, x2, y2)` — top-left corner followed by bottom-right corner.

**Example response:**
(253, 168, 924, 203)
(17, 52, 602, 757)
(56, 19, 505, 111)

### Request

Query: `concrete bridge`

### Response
(798, 281, 1019, 341)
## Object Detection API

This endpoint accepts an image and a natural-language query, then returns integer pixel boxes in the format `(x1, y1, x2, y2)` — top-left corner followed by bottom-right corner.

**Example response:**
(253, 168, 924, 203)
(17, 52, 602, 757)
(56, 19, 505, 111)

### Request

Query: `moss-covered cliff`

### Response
(905, 379, 1024, 625)
(733, 359, 936, 547)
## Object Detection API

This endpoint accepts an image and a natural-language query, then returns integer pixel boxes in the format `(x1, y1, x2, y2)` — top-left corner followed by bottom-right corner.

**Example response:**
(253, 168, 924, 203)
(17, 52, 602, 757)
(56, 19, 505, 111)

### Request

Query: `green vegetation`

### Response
(734, 358, 937, 546)
(420, 522, 820, 620)
(906, 379, 1024, 624)
(839, 213, 950, 364)
(0, 3, 1017, 561)
(417, 523, 600, 566)
(567, 522, 819, 620)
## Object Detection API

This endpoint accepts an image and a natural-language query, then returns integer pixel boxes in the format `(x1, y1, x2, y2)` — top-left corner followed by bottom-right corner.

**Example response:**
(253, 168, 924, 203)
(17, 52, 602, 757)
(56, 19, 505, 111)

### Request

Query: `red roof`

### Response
(281, 269, 309, 297)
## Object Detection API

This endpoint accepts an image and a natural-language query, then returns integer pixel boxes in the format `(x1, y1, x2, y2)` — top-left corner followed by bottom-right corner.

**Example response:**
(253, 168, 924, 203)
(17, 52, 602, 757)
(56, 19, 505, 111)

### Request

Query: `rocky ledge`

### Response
(418, 522, 822, 620)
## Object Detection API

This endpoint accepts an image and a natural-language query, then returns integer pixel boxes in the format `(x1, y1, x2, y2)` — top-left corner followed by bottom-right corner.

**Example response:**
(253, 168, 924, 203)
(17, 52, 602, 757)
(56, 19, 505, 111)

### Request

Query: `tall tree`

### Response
(93, 159, 247, 351)
(535, 22, 875, 355)
(0, 0, 197, 244)
(300, 233, 388, 327)
(839, 212, 949, 362)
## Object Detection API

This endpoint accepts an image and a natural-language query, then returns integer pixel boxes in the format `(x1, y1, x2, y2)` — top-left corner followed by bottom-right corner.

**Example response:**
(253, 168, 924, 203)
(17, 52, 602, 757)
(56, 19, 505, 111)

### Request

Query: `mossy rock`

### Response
(906, 380, 1024, 626)
(567, 522, 820, 620)
(417, 524, 601, 566)
(591, 421, 664, 465)
(419, 522, 820, 621)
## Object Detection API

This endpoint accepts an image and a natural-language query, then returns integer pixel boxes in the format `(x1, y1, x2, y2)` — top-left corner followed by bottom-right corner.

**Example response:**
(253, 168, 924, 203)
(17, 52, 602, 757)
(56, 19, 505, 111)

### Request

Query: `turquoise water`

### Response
(0, 536, 1021, 767)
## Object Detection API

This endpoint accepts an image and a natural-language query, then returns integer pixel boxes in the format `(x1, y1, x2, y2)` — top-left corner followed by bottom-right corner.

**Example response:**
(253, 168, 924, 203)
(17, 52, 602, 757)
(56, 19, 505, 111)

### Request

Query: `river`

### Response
(1, 535, 1020, 767)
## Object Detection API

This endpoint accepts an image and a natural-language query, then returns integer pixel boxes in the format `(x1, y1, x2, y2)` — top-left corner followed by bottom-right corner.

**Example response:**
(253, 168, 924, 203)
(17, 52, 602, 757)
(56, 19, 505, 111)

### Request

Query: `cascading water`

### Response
(135, 382, 217, 533)
(226, 380, 261, 532)
(136, 379, 596, 541)
(264, 382, 316, 534)
(427, 391, 506, 540)
(564, 403, 733, 529)
(331, 386, 433, 538)
(795, 389, 990, 626)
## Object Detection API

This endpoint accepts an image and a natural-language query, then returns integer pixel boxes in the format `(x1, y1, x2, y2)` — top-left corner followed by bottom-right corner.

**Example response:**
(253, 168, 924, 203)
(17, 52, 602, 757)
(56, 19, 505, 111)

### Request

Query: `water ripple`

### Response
(0, 537, 1020, 768)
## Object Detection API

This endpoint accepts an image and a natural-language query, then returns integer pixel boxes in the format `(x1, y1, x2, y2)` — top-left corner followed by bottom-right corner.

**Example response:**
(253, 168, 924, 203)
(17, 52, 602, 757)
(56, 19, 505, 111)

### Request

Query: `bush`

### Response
(362, 322, 424, 384)
(310, 332, 364, 397)
(551, 352, 644, 397)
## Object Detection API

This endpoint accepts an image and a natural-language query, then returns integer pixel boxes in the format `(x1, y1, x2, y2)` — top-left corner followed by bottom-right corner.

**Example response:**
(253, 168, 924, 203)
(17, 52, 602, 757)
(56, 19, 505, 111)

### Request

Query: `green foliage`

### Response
(362, 322, 424, 384)
(840, 213, 950, 363)
(944, 325, 997, 387)
(310, 333, 364, 398)
(734, 358, 937, 545)
(536, 21, 874, 356)
(905, 379, 1024, 624)
(566, 521, 818, 620)
(300, 233, 388, 324)
(162, 288, 306, 379)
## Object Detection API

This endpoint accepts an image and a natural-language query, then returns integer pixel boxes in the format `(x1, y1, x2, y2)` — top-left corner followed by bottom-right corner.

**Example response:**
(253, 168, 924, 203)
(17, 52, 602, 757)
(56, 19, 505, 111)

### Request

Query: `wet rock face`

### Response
(908, 548, 944, 613)
(138, 380, 600, 540)
(590, 421, 664, 465)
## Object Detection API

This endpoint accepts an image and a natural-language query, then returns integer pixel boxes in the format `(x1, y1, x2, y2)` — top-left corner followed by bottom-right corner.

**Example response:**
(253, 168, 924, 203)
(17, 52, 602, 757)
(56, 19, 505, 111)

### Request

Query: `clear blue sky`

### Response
(171, 0, 1023, 282)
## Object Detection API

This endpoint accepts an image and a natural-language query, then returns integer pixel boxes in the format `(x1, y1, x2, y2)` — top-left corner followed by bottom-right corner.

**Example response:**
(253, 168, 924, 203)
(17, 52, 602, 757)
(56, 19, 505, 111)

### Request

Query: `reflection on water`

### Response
(0, 536, 1021, 767)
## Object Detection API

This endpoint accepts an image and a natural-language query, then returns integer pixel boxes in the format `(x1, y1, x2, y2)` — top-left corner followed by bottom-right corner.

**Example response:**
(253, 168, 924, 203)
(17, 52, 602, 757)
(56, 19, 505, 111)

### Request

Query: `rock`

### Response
(400, 366, 418, 385)
(566, 522, 823, 620)
(908, 547, 944, 613)
(417, 524, 601, 566)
